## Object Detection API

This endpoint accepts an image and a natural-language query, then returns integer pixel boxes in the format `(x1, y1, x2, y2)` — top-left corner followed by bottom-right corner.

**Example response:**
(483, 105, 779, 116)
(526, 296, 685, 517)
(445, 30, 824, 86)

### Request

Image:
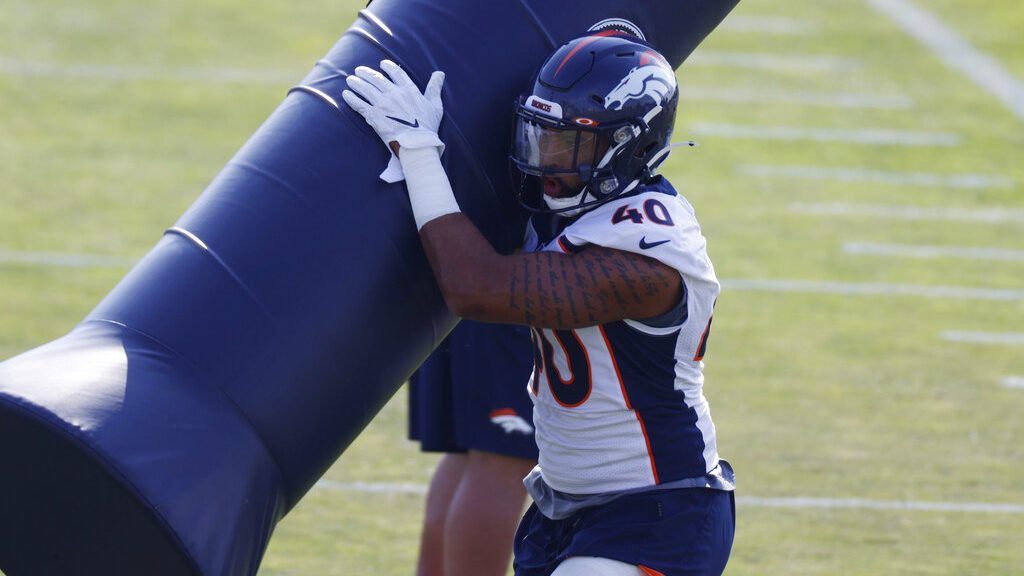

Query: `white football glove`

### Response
(342, 60, 446, 183)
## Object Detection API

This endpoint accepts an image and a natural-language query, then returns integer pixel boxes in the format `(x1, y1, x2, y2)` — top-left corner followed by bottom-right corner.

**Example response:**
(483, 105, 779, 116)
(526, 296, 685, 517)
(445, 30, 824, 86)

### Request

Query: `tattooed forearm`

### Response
(509, 267, 520, 311)
(517, 258, 536, 324)
(547, 264, 565, 328)
(628, 255, 673, 297)
(568, 257, 596, 324)
(560, 258, 583, 326)
(498, 246, 681, 329)
(612, 252, 644, 304)
(533, 254, 548, 322)
(594, 251, 630, 309)
(581, 257, 610, 317)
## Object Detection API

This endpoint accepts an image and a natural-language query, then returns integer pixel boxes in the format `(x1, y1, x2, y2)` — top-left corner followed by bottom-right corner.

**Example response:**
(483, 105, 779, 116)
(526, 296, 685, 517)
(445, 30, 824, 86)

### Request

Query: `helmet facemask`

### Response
(511, 105, 671, 215)
(511, 108, 619, 214)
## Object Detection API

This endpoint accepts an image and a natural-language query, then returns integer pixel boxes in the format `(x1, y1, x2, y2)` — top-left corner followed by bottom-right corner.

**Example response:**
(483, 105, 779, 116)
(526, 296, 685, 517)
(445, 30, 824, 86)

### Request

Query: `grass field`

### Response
(2, 0, 1023, 574)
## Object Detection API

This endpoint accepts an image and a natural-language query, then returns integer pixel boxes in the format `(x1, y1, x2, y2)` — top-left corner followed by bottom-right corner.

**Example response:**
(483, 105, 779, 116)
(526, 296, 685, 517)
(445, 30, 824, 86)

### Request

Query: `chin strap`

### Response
(543, 188, 589, 215)
(646, 140, 699, 173)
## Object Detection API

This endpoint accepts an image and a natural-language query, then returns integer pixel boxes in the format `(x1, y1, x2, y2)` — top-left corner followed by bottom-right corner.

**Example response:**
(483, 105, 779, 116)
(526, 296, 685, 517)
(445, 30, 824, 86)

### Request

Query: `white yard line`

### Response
(844, 242, 1024, 262)
(686, 51, 860, 73)
(1002, 377, 1024, 389)
(8, 249, 1021, 301)
(721, 279, 1024, 302)
(740, 165, 1012, 189)
(0, 58, 298, 84)
(789, 203, 1024, 224)
(313, 481, 1024, 514)
(737, 495, 1024, 514)
(718, 15, 817, 35)
(314, 480, 427, 495)
(682, 87, 913, 109)
(941, 331, 1024, 345)
(691, 123, 960, 146)
(0, 250, 136, 268)
(866, 0, 1024, 121)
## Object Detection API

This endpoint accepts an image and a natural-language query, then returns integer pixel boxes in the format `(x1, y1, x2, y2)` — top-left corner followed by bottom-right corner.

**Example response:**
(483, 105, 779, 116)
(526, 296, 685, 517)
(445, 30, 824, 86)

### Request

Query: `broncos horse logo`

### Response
(604, 64, 676, 111)
(489, 408, 534, 435)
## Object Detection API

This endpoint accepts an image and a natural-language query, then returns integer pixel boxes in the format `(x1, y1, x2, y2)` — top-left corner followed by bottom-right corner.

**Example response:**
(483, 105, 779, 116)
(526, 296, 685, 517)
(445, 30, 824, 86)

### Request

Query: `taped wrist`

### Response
(398, 146, 461, 230)
(394, 130, 445, 153)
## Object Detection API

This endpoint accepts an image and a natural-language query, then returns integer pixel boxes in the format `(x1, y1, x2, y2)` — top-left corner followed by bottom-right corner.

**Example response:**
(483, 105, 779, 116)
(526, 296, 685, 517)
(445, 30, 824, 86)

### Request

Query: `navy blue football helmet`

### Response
(511, 32, 680, 215)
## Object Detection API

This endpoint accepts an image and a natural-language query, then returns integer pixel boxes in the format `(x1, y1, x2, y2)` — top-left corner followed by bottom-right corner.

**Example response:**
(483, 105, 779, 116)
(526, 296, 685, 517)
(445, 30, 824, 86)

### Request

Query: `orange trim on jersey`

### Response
(598, 326, 660, 485)
(553, 30, 620, 78)
(693, 315, 714, 361)
(556, 236, 571, 254)
(639, 566, 667, 576)
(488, 408, 517, 418)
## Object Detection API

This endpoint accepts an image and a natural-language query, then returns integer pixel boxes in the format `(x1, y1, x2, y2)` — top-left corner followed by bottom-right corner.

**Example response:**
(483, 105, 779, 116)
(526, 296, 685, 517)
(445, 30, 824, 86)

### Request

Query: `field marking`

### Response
(790, 203, 1024, 224)
(866, 0, 1024, 121)
(314, 480, 427, 495)
(0, 58, 298, 85)
(313, 481, 1024, 514)
(7, 248, 1022, 302)
(740, 164, 1012, 189)
(718, 15, 817, 35)
(686, 51, 861, 73)
(942, 331, 1024, 345)
(1003, 377, 1024, 389)
(690, 123, 960, 146)
(844, 242, 1024, 262)
(683, 87, 913, 109)
(0, 250, 136, 268)
(722, 279, 1024, 302)
(0, 56, 904, 110)
(737, 495, 1024, 514)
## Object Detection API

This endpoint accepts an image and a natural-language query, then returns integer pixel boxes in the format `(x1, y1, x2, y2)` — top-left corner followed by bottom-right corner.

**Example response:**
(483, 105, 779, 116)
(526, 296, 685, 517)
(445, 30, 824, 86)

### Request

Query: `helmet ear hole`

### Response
(634, 142, 657, 158)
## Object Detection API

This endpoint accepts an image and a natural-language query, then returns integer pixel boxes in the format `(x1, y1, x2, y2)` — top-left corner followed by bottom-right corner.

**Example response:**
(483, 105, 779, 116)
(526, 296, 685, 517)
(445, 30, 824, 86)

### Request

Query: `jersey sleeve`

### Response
(558, 190, 716, 285)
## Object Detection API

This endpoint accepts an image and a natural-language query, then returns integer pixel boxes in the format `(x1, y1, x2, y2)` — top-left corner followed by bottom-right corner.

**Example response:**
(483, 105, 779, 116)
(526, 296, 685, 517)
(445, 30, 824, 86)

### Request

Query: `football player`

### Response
(408, 320, 537, 576)
(343, 31, 735, 576)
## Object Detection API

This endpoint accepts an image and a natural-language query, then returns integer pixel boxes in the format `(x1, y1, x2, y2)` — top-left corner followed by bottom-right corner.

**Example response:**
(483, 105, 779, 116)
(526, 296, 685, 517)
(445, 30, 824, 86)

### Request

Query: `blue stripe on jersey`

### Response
(602, 321, 709, 483)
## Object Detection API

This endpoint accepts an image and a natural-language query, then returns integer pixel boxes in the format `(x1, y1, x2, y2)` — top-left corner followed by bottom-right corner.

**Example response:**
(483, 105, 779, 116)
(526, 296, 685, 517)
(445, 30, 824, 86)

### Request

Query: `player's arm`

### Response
(340, 60, 681, 328)
(417, 211, 681, 329)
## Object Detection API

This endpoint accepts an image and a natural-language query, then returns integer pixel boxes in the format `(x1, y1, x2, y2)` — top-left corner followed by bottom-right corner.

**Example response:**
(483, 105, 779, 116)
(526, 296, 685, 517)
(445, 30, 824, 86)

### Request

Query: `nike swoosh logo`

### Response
(639, 237, 670, 250)
(385, 115, 419, 128)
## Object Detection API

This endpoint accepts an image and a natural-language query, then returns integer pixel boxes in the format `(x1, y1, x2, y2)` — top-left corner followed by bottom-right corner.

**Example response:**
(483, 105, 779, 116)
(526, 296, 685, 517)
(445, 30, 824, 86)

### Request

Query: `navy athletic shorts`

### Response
(408, 320, 538, 460)
(513, 488, 735, 576)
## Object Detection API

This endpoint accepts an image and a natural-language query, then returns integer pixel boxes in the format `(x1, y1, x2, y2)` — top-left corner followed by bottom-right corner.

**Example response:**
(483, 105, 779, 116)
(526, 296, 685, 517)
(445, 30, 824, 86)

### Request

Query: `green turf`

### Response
(2, 0, 1022, 574)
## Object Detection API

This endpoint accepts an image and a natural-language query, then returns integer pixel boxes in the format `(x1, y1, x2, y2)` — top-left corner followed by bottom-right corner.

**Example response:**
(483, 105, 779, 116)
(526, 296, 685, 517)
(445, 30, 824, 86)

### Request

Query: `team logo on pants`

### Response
(489, 408, 534, 435)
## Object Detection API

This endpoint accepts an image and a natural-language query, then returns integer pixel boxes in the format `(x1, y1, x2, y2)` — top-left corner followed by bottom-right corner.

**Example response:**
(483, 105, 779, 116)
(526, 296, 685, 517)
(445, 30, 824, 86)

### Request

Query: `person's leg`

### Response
(417, 453, 468, 576)
(444, 450, 537, 576)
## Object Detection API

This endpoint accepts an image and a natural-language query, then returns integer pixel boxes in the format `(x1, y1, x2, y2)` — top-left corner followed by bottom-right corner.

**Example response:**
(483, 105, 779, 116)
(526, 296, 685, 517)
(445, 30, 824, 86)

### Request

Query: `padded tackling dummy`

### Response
(0, 0, 739, 574)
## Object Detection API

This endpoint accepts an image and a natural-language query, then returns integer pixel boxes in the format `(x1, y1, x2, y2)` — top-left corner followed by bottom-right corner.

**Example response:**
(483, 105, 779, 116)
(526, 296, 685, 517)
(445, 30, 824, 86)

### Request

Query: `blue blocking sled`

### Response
(0, 1, 738, 574)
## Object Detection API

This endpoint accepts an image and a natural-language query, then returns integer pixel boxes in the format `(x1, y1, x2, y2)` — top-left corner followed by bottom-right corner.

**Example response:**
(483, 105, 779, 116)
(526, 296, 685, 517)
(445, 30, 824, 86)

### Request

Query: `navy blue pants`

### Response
(514, 488, 735, 576)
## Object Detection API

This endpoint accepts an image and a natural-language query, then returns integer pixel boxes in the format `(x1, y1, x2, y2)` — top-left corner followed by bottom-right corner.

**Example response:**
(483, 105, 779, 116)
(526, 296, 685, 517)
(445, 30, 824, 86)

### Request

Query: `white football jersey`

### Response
(522, 178, 721, 495)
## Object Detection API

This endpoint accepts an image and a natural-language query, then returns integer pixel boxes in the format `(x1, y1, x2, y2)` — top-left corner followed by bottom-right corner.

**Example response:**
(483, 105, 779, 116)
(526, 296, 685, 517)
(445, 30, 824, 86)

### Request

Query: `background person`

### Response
(408, 320, 537, 576)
